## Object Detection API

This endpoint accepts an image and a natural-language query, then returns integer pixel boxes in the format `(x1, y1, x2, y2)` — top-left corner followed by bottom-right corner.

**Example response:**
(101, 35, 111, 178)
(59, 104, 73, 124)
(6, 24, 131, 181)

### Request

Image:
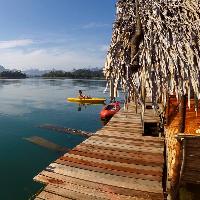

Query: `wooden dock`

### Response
(34, 103, 165, 200)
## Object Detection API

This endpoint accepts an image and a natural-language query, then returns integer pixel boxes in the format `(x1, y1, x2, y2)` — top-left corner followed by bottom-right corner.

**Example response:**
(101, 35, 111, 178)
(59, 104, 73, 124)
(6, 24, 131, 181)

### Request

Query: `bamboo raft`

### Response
(24, 136, 69, 152)
(34, 103, 164, 200)
(39, 124, 93, 137)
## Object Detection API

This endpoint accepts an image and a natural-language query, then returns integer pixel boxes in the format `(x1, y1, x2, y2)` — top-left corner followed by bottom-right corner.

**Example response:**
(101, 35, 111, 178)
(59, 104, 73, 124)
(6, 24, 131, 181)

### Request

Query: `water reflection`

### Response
(0, 78, 107, 200)
(0, 79, 22, 88)
(71, 79, 106, 89)
(76, 103, 105, 112)
(77, 104, 87, 112)
(100, 118, 111, 126)
(0, 78, 107, 116)
(42, 79, 66, 86)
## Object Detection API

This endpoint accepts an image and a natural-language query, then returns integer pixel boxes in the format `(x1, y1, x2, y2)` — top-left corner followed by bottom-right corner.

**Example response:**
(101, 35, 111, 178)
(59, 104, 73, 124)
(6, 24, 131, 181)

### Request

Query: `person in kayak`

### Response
(78, 90, 91, 99)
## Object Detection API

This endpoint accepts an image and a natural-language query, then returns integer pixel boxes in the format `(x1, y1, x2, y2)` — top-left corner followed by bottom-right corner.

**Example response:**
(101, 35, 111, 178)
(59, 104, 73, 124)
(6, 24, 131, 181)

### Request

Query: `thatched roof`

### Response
(104, 0, 200, 110)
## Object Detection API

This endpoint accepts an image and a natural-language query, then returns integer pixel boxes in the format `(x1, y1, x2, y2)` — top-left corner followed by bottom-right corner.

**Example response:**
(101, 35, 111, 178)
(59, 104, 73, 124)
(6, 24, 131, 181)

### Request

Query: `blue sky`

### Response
(0, 0, 116, 70)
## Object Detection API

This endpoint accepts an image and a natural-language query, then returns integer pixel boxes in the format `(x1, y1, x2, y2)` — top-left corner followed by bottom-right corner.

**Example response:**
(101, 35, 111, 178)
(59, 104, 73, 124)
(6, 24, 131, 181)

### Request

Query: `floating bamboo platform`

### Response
(34, 103, 164, 200)
(24, 136, 69, 152)
(39, 124, 94, 137)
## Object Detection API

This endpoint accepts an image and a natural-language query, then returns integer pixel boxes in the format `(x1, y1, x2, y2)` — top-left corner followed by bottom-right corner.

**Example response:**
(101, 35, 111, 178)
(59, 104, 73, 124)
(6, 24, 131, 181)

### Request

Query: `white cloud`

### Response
(0, 37, 108, 70)
(0, 39, 33, 49)
(0, 47, 105, 70)
(82, 22, 109, 29)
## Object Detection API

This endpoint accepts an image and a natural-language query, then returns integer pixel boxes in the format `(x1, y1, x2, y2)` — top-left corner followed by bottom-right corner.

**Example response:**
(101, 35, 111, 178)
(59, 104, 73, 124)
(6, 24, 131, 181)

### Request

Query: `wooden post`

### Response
(110, 79, 114, 102)
(166, 94, 170, 126)
(179, 95, 187, 133)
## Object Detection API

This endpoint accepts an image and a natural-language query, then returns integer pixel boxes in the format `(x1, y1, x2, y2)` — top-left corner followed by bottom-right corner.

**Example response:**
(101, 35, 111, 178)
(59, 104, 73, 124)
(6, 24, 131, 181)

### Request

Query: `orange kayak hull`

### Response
(100, 102, 120, 119)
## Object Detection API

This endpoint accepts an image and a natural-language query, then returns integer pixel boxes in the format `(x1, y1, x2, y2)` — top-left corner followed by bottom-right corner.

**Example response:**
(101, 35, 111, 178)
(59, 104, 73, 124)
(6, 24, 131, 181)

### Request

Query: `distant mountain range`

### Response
(21, 68, 103, 77)
(22, 69, 51, 77)
(0, 65, 50, 76)
(0, 65, 103, 77)
(0, 65, 6, 72)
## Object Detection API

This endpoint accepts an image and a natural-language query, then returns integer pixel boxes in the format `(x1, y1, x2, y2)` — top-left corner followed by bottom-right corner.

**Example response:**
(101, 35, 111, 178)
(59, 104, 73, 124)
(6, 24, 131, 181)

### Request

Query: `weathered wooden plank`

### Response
(111, 112, 140, 116)
(111, 116, 141, 119)
(101, 129, 143, 134)
(97, 134, 143, 142)
(82, 139, 163, 154)
(186, 143, 200, 149)
(45, 182, 150, 200)
(109, 121, 141, 124)
(89, 135, 163, 148)
(70, 149, 163, 167)
(45, 184, 107, 200)
(98, 130, 144, 138)
(104, 129, 143, 133)
(35, 172, 163, 200)
(63, 153, 163, 174)
(105, 125, 143, 130)
(107, 121, 142, 126)
(110, 118, 142, 122)
(43, 163, 163, 193)
(104, 125, 143, 130)
(116, 111, 139, 114)
(185, 152, 200, 159)
(76, 143, 164, 159)
(183, 163, 200, 172)
(185, 158, 200, 166)
(182, 170, 200, 178)
(110, 117, 141, 121)
(144, 119, 159, 122)
(101, 129, 144, 134)
(74, 143, 164, 161)
(55, 158, 161, 182)
(100, 130, 144, 136)
(95, 133, 164, 144)
(121, 112, 139, 115)
(113, 114, 140, 117)
(101, 126, 143, 131)
(144, 114, 160, 118)
(108, 117, 142, 126)
(182, 175, 200, 184)
(37, 190, 72, 200)
(104, 122, 143, 127)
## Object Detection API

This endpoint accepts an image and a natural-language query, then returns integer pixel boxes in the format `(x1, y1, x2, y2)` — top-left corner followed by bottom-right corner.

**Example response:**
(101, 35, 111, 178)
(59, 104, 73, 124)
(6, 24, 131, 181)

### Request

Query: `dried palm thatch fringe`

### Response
(104, 0, 200, 113)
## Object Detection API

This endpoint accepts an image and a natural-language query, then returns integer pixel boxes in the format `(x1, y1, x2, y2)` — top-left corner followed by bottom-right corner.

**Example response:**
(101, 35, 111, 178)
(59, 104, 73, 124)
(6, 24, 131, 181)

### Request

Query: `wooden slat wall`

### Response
(165, 100, 200, 187)
(181, 136, 200, 184)
(34, 103, 164, 200)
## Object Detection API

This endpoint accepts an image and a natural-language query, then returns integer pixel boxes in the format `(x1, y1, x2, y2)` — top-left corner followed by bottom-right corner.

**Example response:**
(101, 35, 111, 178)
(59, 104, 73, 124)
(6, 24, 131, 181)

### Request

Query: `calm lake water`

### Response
(0, 78, 108, 200)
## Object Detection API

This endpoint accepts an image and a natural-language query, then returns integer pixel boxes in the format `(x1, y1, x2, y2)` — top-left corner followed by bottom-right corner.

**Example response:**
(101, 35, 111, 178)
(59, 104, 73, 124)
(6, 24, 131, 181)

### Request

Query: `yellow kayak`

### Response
(67, 97, 106, 104)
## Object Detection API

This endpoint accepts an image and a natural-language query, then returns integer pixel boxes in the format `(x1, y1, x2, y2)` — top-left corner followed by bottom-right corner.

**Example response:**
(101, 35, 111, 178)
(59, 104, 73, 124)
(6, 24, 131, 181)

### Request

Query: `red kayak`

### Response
(100, 102, 120, 119)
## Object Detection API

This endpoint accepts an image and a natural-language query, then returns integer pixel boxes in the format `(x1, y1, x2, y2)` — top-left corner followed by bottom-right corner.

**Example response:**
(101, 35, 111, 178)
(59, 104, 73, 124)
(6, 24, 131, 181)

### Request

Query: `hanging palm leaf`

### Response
(104, 0, 200, 109)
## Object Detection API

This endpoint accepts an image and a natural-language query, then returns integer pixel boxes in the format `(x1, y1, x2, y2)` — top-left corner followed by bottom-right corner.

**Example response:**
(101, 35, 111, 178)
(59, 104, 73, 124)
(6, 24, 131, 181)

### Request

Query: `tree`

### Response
(0, 70, 26, 78)
(42, 69, 103, 79)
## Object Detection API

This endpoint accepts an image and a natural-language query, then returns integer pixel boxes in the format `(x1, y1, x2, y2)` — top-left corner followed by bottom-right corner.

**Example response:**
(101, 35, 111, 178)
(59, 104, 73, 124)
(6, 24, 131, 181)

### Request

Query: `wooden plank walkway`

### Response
(34, 103, 164, 200)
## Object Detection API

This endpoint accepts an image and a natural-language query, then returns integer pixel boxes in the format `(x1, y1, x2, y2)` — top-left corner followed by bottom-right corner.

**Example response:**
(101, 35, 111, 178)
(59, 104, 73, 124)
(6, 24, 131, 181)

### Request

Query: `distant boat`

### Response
(67, 97, 106, 104)
(100, 101, 120, 119)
